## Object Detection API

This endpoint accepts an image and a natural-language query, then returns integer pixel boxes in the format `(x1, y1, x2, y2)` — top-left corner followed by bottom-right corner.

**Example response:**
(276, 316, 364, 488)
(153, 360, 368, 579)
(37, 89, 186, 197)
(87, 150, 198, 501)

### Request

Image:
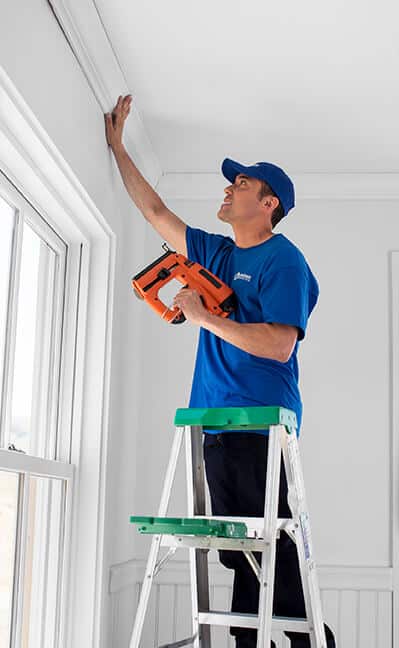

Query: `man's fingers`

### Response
(111, 95, 131, 116)
(105, 96, 132, 144)
(104, 114, 113, 145)
(111, 96, 123, 120)
(122, 96, 132, 116)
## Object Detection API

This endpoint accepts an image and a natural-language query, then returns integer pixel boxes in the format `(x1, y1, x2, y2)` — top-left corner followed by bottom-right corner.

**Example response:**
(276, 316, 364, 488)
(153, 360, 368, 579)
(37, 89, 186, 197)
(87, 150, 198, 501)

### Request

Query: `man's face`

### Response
(217, 173, 266, 224)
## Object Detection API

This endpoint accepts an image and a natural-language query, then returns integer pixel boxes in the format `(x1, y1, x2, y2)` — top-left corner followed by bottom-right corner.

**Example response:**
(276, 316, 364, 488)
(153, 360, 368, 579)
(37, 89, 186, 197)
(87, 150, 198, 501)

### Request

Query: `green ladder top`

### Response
(174, 406, 297, 432)
(130, 516, 248, 538)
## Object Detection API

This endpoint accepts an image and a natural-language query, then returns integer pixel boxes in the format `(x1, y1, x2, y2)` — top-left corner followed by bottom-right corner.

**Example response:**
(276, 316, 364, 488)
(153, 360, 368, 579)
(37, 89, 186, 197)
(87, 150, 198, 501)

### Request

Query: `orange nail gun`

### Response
(132, 243, 236, 324)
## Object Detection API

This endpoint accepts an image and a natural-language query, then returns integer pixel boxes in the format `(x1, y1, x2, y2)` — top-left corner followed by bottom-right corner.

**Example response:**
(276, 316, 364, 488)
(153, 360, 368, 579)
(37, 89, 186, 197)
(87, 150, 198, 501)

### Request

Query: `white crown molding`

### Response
(156, 171, 399, 201)
(109, 557, 393, 595)
(48, 0, 162, 187)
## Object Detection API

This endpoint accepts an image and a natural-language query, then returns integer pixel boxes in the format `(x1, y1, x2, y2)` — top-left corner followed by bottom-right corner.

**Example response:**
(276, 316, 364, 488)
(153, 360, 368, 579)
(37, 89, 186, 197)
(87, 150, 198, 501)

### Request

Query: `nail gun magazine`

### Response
(132, 243, 237, 324)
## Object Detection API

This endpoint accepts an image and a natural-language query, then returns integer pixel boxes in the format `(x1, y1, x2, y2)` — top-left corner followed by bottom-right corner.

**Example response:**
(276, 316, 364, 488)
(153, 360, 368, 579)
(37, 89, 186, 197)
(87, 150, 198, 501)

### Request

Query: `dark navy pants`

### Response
(203, 432, 336, 648)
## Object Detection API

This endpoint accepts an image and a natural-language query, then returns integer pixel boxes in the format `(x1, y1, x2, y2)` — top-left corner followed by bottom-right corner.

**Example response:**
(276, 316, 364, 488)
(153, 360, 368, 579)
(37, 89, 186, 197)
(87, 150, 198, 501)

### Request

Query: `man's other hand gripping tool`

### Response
(132, 243, 237, 324)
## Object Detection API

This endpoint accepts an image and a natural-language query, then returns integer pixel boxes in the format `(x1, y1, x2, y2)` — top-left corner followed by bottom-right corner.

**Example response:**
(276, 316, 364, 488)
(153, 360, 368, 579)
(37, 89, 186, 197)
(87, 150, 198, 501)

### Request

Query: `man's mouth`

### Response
(221, 201, 232, 208)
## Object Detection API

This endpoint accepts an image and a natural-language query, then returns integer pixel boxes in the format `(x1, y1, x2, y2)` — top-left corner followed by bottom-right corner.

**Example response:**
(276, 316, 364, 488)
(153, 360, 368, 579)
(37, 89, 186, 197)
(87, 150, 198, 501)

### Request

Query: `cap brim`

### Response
(221, 158, 250, 184)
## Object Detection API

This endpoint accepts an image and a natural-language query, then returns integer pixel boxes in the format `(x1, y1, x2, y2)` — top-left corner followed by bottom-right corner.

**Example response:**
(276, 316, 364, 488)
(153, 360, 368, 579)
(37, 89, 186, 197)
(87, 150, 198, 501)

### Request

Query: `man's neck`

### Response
(233, 227, 275, 249)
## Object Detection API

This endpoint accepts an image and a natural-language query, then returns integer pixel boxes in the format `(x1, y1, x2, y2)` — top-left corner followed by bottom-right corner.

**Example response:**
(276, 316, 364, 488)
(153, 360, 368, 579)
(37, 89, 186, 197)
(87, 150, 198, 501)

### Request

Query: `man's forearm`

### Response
(111, 145, 164, 219)
(200, 312, 289, 362)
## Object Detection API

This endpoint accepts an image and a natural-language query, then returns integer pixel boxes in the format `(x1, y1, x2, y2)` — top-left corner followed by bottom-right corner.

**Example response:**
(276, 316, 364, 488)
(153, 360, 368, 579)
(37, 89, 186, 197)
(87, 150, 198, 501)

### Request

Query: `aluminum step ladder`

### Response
(129, 406, 328, 648)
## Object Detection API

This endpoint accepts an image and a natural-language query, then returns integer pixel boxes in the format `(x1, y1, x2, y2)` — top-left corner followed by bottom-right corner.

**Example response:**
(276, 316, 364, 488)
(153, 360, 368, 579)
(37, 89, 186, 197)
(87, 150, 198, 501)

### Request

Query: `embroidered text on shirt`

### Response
(233, 272, 252, 282)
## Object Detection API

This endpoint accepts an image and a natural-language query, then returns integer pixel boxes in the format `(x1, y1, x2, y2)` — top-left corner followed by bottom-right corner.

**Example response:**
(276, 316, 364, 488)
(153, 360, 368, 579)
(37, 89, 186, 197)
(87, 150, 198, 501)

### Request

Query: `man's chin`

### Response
(217, 209, 230, 222)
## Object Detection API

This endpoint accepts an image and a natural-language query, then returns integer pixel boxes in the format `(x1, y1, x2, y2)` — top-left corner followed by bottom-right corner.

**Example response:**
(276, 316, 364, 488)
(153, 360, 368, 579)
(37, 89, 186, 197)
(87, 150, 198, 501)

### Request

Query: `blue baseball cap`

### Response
(221, 158, 295, 216)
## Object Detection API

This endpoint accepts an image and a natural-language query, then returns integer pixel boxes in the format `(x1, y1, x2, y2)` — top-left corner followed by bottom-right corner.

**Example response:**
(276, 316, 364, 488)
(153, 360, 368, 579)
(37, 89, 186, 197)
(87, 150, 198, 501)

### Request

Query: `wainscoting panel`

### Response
(109, 561, 393, 647)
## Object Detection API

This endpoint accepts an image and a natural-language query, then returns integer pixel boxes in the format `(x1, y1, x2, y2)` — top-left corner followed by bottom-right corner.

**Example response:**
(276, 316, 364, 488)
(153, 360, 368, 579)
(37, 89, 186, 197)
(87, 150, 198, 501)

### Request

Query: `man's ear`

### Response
(264, 196, 279, 210)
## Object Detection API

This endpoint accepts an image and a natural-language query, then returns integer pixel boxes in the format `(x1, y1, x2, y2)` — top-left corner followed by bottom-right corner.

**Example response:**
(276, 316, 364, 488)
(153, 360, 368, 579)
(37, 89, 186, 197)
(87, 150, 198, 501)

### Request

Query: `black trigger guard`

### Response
(171, 311, 186, 324)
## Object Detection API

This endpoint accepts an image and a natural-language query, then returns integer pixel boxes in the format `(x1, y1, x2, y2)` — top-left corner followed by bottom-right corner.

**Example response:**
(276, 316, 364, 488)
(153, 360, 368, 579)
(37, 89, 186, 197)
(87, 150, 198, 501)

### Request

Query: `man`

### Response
(105, 96, 336, 648)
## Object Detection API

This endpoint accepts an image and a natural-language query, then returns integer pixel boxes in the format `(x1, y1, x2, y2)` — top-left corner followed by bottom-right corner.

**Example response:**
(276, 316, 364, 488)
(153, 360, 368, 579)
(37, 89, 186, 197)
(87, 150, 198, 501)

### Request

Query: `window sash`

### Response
(0, 183, 67, 460)
(0, 451, 74, 648)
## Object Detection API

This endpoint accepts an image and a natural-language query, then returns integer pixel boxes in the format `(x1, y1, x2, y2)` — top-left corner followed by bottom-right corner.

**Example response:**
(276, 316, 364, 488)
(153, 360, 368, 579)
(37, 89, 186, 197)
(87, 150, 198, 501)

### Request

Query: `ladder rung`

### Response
(198, 611, 258, 629)
(130, 516, 248, 538)
(198, 611, 310, 633)
(160, 534, 267, 551)
(158, 635, 197, 648)
(163, 515, 296, 538)
(272, 616, 311, 633)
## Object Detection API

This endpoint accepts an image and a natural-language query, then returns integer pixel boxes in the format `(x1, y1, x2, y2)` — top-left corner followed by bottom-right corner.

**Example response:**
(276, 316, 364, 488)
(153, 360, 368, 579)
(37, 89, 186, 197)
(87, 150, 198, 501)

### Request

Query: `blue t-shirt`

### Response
(186, 226, 319, 436)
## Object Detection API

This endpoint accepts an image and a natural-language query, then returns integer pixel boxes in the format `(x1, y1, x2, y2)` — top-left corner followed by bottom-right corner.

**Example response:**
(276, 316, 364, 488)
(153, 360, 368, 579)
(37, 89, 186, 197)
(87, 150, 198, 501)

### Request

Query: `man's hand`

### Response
(105, 95, 132, 152)
(173, 288, 209, 326)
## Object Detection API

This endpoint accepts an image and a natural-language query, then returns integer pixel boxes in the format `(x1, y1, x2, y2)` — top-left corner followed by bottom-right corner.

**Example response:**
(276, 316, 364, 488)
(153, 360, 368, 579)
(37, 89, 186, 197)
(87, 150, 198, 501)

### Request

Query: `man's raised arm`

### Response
(105, 95, 187, 256)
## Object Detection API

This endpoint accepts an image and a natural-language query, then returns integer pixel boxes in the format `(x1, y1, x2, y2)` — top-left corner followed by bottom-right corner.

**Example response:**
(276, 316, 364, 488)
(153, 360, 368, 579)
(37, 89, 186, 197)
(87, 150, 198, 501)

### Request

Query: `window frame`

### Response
(0, 65, 116, 647)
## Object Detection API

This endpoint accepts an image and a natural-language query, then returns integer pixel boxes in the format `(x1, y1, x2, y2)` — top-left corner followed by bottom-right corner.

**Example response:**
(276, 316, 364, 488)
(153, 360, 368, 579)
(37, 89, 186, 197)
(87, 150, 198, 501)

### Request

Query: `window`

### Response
(0, 74, 115, 644)
(0, 179, 74, 648)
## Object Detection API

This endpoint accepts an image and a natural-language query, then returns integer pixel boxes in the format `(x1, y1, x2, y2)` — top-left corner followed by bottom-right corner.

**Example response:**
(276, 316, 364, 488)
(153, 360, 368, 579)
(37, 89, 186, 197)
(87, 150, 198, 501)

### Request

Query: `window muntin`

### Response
(0, 197, 15, 433)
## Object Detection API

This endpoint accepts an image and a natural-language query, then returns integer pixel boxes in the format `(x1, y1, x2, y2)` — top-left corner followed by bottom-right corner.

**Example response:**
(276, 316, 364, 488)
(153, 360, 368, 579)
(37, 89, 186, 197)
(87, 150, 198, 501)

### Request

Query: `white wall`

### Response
(114, 195, 397, 647)
(136, 196, 395, 567)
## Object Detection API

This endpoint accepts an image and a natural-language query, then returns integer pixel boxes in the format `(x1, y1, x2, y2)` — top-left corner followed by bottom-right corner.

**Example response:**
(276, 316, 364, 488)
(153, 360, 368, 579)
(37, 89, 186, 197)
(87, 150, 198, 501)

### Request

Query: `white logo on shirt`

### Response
(234, 272, 252, 282)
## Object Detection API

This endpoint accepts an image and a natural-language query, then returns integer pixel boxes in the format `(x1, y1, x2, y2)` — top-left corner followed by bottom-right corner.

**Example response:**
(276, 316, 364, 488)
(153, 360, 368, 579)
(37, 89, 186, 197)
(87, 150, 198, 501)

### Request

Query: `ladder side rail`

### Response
(281, 427, 327, 648)
(185, 425, 211, 648)
(256, 424, 283, 648)
(190, 425, 211, 647)
(129, 426, 185, 648)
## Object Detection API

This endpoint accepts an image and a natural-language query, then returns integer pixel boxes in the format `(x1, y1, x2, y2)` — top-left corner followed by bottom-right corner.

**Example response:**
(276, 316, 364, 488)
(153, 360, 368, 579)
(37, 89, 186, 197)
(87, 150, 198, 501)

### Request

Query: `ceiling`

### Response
(93, 0, 399, 175)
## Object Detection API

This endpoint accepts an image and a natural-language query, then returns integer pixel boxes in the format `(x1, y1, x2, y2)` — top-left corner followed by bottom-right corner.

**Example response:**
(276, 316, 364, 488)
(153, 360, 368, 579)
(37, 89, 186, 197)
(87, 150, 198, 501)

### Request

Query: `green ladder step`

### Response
(130, 516, 248, 538)
(174, 406, 297, 432)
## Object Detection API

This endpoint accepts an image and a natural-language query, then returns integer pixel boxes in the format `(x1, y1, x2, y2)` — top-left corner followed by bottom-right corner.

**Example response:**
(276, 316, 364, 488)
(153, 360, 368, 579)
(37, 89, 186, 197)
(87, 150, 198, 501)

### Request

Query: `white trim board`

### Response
(110, 576, 393, 648)
(390, 251, 399, 647)
(48, 0, 162, 188)
(108, 558, 394, 595)
(156, 172, 399, 201)
(0, 64, 115, 648)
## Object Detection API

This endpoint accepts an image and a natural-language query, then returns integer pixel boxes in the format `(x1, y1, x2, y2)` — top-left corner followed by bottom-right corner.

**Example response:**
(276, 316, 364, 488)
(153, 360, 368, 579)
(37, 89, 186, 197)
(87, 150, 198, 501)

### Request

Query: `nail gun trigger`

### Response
(180, 284, 205, 307)
(171, 311, 186, 324)
(181, 284, 205, 307)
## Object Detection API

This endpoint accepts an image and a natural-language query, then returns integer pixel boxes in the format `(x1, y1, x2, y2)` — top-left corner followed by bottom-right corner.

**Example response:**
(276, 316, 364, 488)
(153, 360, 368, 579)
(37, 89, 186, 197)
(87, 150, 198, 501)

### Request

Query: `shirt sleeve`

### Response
(186, 225, 230, 267)
(259, 265, 319, 341)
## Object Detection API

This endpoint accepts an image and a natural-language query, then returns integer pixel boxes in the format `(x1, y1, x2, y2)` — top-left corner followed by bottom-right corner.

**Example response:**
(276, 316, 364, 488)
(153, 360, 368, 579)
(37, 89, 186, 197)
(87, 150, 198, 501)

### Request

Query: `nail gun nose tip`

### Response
(133, 288, 144, 300)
